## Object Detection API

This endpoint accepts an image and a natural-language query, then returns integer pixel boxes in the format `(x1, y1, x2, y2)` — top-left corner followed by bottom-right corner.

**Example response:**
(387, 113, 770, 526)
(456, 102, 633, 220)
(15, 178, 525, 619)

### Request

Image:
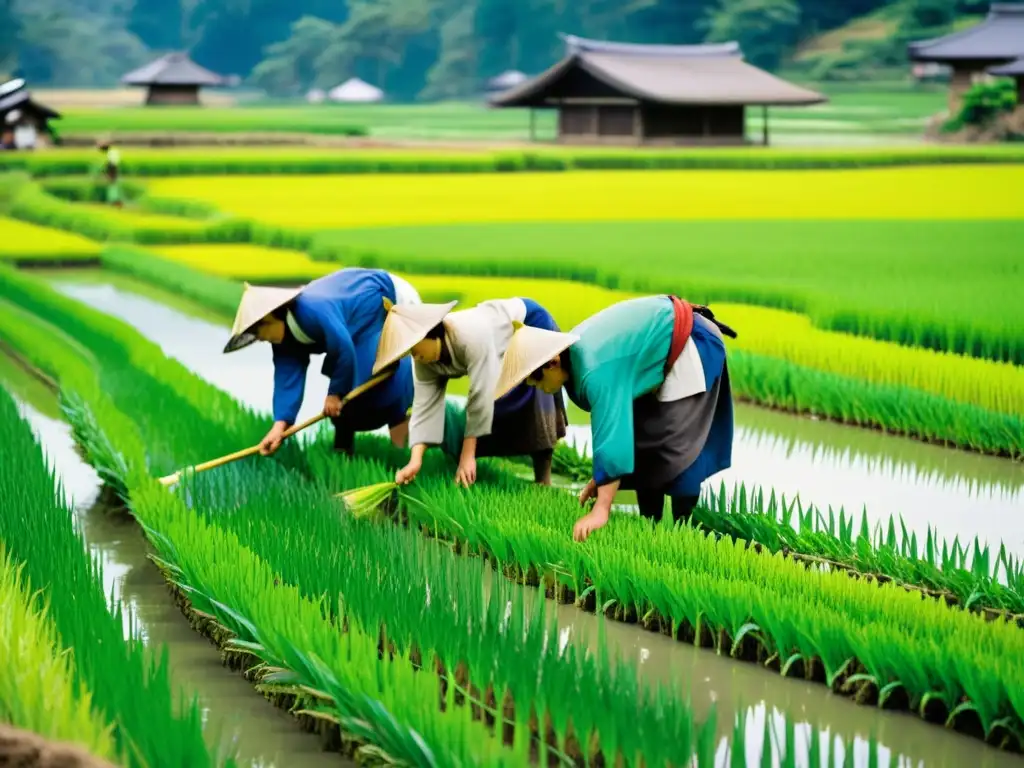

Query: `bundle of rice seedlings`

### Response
(336, 481, 397, 520)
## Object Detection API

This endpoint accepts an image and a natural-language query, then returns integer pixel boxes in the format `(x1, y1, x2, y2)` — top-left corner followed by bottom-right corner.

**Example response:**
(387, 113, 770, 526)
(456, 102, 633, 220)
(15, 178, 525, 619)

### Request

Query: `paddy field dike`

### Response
(0, 144, 1022, 768)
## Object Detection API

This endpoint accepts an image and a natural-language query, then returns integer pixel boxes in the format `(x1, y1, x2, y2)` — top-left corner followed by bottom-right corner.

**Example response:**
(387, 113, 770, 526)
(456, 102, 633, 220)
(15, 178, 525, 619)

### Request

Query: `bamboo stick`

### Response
(158, 370, 393, 487)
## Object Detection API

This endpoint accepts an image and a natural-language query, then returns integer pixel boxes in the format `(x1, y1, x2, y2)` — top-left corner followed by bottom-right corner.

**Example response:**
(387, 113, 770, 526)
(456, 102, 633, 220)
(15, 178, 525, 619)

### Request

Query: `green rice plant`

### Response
(0, 264, 292, 484)
(6, 258, 1022, 635)
(3, 145, 1024, 179)
(7, 180, 252, 245)
(730, 350, 1024, 459)
(336, 480, 399, 519)
(311, 218, 1024, 365)
(0, 547, 117, 761)
(101, 246, 243, 320)
(0, 386, 223, 768)
(0, 265, 909, 765)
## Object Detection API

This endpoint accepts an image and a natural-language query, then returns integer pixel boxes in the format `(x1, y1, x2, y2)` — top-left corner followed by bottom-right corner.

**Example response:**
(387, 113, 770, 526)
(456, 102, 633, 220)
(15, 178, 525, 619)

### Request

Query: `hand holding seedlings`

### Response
(396, 460, 421, 485)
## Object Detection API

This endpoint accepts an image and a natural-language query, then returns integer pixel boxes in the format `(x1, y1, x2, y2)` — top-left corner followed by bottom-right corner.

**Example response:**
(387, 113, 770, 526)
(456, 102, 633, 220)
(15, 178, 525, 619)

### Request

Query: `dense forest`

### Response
(0, 0, 988, 99)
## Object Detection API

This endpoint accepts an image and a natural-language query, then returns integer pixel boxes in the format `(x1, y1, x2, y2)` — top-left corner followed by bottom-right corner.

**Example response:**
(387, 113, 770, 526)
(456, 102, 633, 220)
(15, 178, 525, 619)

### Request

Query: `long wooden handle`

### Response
(158, 370, 393, 486)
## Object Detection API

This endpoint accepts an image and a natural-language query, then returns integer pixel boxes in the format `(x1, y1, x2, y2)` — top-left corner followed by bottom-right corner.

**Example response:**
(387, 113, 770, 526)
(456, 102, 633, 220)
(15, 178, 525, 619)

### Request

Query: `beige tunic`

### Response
(409, 298, 527, 446)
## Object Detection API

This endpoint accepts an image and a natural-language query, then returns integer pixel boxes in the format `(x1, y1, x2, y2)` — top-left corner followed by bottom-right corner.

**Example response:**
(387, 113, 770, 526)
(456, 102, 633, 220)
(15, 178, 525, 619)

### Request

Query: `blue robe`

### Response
(271, 268, 413, 431)
(563, 296, 732, 491)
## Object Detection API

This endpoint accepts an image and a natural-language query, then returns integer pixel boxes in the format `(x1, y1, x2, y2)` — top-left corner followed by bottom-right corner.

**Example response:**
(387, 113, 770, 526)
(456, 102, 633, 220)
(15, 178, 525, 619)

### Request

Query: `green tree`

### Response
(702, 0, 802, 70)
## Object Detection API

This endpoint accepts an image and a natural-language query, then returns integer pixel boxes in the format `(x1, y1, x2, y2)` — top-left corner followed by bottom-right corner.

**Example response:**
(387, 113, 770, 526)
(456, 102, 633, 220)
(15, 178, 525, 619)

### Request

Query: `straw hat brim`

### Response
(372, 300, 458, 375)
(223, 282, 306, 354)
(494, 325, 578, 400)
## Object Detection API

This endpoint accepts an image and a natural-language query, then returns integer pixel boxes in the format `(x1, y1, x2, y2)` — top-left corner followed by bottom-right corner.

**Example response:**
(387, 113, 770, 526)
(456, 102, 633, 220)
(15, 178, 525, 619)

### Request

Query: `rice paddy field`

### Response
(1, 143, 1023, 767)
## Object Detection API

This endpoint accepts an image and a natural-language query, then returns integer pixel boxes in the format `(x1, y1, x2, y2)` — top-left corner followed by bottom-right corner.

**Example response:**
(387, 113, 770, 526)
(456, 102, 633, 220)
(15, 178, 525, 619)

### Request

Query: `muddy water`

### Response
(5, 302, 1022, 768)
(49, 275, 1024, 559)
(521, 576, 1024, 768)
(0, 359, 345, 768)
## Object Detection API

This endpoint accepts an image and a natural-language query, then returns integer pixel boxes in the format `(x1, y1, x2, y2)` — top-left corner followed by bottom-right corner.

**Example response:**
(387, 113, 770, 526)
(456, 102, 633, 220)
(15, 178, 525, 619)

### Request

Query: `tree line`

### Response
(0, 0, 987, 98)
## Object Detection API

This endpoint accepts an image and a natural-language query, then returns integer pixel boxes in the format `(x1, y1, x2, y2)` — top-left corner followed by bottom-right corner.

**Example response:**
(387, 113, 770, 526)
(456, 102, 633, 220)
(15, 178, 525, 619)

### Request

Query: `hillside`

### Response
(0, 0, 992, 98)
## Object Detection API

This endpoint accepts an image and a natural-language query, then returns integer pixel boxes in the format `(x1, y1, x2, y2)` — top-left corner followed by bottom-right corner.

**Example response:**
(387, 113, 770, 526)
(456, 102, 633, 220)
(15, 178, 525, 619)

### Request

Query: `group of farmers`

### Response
(225, 267, 736, 542)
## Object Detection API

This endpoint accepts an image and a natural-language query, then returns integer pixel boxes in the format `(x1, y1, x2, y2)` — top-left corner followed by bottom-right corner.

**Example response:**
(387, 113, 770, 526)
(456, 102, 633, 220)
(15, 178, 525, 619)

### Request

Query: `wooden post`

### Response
(633, 106, 643, 146)
(762, 105, 769, 146)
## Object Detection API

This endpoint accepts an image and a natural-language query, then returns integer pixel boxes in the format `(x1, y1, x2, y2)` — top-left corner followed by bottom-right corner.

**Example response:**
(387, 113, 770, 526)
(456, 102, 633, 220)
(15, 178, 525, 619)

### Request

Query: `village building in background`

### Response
(328, 78, 385, 103)
(121, 52, 228, 106)
(908, 3, 1024, 113)
(486, 70, 530, 95)
(489, 33, 826, 146)
(0, 78, 60, 150)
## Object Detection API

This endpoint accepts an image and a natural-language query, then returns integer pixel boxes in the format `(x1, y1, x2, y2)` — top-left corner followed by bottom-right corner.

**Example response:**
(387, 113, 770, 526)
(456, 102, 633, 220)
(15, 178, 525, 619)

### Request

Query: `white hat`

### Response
(494, 324, 578, 400)
(223, 282, 305, 353)
(372, 299, 458, 375)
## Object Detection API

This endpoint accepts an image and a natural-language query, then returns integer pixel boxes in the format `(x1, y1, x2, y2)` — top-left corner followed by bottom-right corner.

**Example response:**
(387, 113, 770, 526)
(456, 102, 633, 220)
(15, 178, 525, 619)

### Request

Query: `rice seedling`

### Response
(145, 167, 1024, 229)
(0, 386, 224, 768)
(0, 548, 117, 761)
(336, 481, 399, 519)
(380, 473, 1024, 747)
(101, 246, 243, 319)
(7, 181, 251, 245)
(5, 259, 1023, 626)
(6, 145, 1024, 180)
(380, 273, 1024, 417)
(0, 263, 969, 763)
(0, 216, 100, 263)
(147, 243, 333, 282)
(312, 218, 1024, 365)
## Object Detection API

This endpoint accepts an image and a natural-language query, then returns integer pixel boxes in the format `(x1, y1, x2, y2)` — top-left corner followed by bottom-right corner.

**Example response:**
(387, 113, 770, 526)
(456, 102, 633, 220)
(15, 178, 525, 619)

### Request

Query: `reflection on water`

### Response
(54, 279, 1024, 559)
(2, 378, 344, 768)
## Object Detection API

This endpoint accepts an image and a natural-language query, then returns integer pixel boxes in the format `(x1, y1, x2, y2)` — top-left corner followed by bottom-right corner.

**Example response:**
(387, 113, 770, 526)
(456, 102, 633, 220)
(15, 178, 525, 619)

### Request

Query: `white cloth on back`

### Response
(410, 298, 527, 446)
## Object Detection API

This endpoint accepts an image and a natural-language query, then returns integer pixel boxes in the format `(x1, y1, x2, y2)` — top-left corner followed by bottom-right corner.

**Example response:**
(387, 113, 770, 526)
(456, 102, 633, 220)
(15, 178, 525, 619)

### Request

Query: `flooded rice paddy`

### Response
(0, 352, 344, 768)
(51, 272, 1024, 558)
(3, 329, 1022, 768)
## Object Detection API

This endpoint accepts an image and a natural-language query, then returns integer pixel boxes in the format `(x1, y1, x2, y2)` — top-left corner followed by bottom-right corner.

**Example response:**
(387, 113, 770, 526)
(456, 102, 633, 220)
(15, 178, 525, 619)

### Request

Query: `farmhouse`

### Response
(908, 3, 1024, 112)
(121, 52, 226, 106)
(488, 33, 826, 146)
(0, 79, 60, 149)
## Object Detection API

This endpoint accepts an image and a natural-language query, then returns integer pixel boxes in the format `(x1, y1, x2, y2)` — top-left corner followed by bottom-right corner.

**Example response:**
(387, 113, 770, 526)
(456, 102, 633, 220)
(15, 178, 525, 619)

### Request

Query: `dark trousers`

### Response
(636, 491, 699, 524)
(333, 419, 356, 455)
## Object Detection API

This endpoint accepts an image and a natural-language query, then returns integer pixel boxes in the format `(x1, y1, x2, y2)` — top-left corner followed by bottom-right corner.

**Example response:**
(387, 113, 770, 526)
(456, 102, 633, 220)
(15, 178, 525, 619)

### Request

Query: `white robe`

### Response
(409, 298, 527, 446)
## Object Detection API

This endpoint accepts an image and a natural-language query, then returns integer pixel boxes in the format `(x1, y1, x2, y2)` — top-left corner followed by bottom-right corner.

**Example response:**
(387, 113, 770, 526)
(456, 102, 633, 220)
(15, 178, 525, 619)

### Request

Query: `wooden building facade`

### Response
(488, 35, 826, 146)
(121, 52, 226, 106)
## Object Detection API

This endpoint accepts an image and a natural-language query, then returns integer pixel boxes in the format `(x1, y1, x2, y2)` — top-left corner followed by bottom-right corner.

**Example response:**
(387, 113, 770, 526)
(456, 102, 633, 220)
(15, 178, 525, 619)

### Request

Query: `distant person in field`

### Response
(223, 267, 422, 457)
(376, 297, 567, 487)
(96, 138, 123, 208)
(496, 295, 736, 542)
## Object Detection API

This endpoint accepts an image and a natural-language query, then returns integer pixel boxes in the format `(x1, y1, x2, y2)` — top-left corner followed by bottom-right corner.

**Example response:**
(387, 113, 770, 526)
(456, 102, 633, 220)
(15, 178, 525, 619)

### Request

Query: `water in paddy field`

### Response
(0, 353, 346, 768)
(49, 273, 1024, 559)
(5, 295, 1024, 768)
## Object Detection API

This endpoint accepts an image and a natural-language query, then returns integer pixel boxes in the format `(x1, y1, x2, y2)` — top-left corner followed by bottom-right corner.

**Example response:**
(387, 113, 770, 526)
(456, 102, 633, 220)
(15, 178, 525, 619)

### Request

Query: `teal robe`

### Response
(563, 296, 675, 486)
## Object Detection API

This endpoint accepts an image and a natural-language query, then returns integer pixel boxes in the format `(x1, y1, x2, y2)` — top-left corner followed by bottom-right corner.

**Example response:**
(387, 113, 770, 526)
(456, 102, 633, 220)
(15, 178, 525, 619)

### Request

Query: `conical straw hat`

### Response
(494, 324, 578, 400)
(372, 299, 458, 375)
(223, 282, 306, 353)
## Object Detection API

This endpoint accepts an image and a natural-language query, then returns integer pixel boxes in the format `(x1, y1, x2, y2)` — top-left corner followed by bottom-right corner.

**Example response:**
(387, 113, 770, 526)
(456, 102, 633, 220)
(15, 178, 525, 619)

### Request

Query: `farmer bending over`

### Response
(223, 267, 421, 456)
(376, 297, 567, 487)
(495, 295, 736, 541)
